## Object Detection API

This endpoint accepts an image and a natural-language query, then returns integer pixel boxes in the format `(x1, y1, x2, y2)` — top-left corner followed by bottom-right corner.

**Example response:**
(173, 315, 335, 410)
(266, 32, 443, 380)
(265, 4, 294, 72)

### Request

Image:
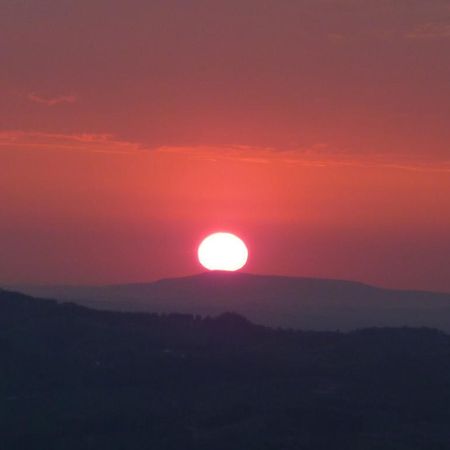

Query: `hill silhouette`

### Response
(14, 272, 450, 331)
(2, 287, 450, 449)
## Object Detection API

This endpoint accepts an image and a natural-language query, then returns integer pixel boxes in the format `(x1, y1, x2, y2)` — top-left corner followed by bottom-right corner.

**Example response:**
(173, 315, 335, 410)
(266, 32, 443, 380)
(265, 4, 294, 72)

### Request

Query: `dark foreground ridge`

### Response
(14, 271, 450, 331)
(2, 287, 450, 449)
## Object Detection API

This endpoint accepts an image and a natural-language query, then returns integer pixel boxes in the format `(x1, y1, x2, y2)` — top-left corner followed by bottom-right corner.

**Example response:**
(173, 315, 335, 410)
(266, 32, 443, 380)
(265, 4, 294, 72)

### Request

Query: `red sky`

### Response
(1, 1, 449, 291)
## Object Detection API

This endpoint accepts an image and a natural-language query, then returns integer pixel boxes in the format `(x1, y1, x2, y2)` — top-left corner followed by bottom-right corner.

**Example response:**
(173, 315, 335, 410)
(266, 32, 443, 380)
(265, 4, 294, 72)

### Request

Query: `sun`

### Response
(198, 232, 248, 271)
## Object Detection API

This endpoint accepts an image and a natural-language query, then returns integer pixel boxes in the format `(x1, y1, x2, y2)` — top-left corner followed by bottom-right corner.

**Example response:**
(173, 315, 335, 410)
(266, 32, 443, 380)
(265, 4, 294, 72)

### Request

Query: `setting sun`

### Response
(198, 232, 248, 271)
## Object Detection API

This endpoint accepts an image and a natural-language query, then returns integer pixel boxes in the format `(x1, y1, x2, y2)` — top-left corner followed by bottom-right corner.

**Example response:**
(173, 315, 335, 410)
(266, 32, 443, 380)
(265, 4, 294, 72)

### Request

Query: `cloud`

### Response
(157, 145, 275, 164)
(1, 130, 448, 172)
(0, 130, 147, 154)
(405, 22, 450, 39)
(157, 145, 450, 173)
(27, 93, 78, 106)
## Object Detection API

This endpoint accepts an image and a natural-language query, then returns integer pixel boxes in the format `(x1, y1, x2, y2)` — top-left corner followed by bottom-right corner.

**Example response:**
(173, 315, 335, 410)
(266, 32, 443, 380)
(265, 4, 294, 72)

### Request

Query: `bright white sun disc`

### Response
(198, 232, 248, 271)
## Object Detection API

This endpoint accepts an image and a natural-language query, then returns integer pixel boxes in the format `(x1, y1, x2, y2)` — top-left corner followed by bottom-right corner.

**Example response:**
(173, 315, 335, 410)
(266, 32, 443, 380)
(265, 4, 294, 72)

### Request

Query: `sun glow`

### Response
(198, 232, 248, 271)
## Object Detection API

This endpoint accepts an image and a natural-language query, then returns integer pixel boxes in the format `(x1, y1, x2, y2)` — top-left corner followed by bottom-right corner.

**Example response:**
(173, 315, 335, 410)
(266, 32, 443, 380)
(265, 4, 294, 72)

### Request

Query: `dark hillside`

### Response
(2, 288, 450, 449)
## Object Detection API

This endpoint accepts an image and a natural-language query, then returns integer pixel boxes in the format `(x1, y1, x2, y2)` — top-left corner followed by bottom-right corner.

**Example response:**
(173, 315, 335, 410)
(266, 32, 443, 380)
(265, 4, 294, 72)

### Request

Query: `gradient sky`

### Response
(1, 0, 449, 291)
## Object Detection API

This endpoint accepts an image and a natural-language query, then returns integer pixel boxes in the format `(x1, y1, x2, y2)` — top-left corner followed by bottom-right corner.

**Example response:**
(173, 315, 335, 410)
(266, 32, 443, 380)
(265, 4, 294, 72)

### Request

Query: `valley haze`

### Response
(12, 272, 450, 332)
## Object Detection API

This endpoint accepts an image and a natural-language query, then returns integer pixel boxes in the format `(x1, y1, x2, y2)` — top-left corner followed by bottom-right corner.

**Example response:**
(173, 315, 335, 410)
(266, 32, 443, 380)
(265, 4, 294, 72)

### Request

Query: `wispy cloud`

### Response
(27, 93, 78, 106)
(405, 22, 450, 39)
(157, 145, 275, 164)
(1, 131, 449, 172)
(157, 145, 450, 173)
(0, 130, 147, 154)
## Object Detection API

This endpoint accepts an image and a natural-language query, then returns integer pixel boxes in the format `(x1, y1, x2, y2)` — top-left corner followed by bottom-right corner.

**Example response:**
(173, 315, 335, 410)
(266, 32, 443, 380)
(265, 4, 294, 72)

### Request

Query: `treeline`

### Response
(1, 288, 450, 449)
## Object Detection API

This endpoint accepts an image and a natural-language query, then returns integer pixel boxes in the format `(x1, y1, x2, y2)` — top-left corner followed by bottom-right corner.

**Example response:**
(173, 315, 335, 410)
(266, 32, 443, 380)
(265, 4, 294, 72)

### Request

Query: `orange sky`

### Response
(1, 138, 449, 291)
(1, 1, 449, 291)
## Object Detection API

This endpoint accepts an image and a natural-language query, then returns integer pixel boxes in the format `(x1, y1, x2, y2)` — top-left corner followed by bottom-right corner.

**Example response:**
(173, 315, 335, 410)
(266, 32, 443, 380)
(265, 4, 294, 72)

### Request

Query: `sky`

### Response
(1, 0, 449, 292)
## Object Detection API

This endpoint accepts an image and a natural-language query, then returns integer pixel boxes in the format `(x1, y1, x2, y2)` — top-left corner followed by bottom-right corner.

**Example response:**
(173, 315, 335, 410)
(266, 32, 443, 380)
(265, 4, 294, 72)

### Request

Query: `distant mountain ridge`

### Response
(10, 272, 450, 331)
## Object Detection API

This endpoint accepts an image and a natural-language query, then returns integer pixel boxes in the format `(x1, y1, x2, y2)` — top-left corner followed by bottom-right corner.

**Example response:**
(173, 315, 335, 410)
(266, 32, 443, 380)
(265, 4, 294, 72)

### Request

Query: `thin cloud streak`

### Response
(27, 93, 78, 106)
(406, 22, 450, 39)
(1, 131, 449, 171)
(0, 131, 148, 155)
(157, 145, 450, 173)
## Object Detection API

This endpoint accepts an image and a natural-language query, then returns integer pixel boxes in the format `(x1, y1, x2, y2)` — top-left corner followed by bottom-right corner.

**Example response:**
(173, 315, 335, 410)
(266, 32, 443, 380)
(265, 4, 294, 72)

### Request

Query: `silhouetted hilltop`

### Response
(2, 288, 450, 449)
(0, 287, 57, 313)
(14, 272, 450, 331)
